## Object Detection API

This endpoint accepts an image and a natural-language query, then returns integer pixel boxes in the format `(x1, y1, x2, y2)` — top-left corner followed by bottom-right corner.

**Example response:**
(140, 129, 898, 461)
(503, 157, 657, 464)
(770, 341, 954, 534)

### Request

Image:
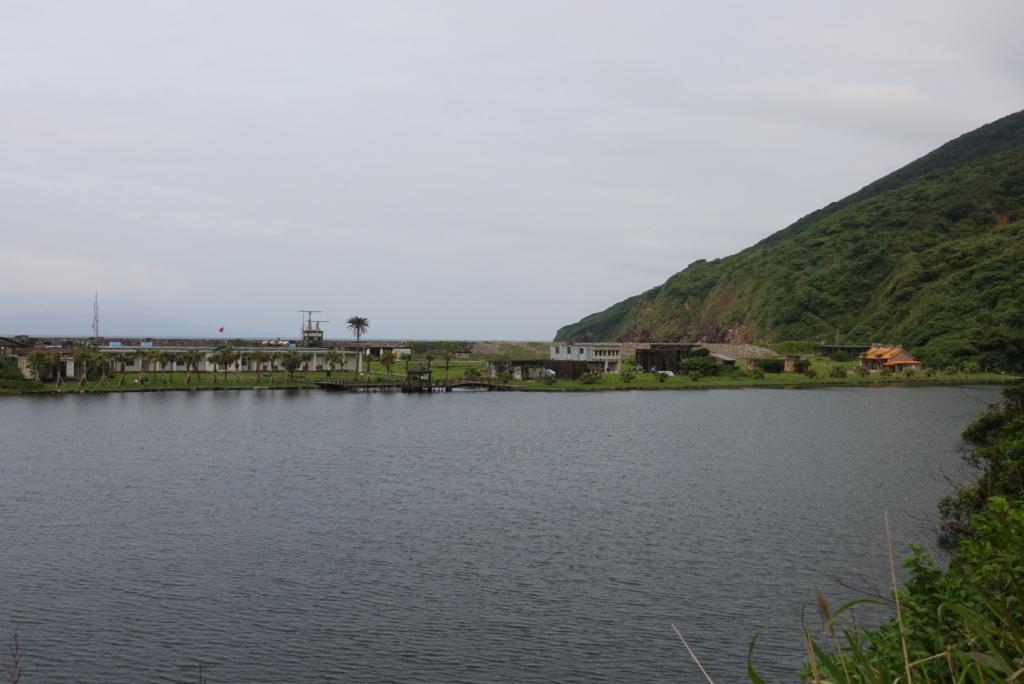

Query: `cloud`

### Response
(1, 1, 1022, 338)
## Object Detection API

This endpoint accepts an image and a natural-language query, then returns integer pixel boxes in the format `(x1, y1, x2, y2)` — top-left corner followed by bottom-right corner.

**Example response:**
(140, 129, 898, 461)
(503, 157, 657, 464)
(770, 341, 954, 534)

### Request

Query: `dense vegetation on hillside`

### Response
(557, 110, 1024, 370)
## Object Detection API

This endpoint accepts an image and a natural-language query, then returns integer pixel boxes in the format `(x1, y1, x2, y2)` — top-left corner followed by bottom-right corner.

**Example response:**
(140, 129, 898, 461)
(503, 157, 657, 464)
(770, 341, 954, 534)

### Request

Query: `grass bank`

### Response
(2, 357, 1018, 395)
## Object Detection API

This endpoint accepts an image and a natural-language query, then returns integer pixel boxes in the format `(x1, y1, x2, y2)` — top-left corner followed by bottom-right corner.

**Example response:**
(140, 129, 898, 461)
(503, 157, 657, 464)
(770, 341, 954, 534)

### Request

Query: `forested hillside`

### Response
(556, 110, 1024, 370)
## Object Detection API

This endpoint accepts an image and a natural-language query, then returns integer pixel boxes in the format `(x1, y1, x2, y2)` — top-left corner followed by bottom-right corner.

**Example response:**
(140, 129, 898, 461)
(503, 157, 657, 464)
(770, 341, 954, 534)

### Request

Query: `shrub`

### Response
(578, 372, 600, 385)
(752, 358, 785, 373)
(688, 371, 702, 381)
(620, 361, 636, 384)
(679, 355, 718, 376)
(464, 367, 482, 380)
(0, 355, 25, 381)
(790, 358, 811, 373)
(804, 369, 817, 379)
(751, 368, 765, 380)
(657, 372, 667, 383)
(829, 366, 847, 378)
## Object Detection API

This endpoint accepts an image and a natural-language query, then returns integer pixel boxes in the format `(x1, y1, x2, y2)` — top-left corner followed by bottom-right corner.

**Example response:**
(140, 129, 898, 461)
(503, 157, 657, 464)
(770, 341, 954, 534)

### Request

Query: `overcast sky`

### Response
(2, 1, 1022, 339)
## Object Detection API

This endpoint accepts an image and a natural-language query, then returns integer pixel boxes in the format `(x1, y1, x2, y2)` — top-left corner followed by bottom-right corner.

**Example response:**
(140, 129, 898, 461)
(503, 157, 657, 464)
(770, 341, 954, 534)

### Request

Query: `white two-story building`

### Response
(549, 342, 621, 373)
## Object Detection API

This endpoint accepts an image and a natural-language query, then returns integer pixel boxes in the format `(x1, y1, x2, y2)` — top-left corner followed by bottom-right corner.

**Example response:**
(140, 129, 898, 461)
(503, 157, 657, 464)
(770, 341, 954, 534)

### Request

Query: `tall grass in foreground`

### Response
(676, 383, 1024, 683)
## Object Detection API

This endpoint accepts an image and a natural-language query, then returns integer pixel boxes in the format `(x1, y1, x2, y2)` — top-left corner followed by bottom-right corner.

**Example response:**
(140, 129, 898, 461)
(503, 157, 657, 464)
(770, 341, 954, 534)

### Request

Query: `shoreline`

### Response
(2, 375, 1017, 396)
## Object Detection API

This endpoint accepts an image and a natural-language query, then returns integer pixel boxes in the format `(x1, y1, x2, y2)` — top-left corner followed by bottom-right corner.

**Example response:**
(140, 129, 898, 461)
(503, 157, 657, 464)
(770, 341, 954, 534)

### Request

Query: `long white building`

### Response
(549, 342, 621, 373)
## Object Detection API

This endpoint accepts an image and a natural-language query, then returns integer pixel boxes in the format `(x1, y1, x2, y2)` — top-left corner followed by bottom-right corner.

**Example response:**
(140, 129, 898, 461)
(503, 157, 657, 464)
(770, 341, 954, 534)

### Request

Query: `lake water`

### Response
(0, 385, 1000, 682)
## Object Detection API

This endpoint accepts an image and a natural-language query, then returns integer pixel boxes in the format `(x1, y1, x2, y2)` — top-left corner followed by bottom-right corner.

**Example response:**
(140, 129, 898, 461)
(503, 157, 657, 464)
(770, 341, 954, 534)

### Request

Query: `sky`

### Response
(1, 1, 1022, 340)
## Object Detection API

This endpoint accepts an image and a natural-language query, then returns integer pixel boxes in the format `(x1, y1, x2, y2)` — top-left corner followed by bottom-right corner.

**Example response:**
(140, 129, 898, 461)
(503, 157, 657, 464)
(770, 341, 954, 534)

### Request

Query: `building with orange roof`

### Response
(859, 345, 923, 372)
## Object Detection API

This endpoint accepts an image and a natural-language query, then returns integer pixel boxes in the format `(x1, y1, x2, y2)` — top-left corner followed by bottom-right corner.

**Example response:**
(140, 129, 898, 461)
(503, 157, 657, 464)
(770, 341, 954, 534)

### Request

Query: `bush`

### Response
(688, 371, 702, 381)
(751, 368, 765, 380)
(790, 358, 811, 373)
(751, 358, 785, 373)
(657, 372, 667, 383)
(829, 366, 847, 378)
(620, 362, 636, 384)
(578, 372, 600, 385)
(0, 355, 25, 381)
(464, 367, 482, 380)
(679, 355, 718, 376)
(804, 369, 817, 379)
(855, 366, 869, 377)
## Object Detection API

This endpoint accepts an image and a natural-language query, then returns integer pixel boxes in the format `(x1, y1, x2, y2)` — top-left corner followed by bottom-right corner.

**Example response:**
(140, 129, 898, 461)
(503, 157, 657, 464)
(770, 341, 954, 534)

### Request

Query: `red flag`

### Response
(218, 327, 224, 333)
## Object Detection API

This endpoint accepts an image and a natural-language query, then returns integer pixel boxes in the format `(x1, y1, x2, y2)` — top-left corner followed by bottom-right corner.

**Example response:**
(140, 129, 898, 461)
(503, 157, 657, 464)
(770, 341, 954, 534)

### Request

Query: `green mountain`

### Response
(555, 110, 1024, 370)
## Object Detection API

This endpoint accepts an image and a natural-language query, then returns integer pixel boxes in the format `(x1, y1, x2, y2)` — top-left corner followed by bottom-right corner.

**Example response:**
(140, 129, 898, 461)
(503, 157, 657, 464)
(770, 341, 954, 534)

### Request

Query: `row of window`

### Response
(552, 346, 619, 356)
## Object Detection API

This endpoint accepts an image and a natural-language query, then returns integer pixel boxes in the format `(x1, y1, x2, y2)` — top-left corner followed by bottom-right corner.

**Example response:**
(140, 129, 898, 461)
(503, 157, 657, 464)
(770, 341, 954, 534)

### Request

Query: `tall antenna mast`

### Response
(297, 309, 325, 347)
(91, 291, 100, 341)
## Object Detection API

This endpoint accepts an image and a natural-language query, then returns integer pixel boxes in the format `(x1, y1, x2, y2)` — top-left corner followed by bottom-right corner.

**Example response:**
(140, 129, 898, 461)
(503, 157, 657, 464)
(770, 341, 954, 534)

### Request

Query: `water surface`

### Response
(0, 386, 998, 681)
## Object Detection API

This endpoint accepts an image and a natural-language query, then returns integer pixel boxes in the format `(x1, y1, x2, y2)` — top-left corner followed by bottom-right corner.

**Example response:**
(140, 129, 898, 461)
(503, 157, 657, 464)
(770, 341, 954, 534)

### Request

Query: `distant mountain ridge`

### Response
(555, 110, 1024, 370)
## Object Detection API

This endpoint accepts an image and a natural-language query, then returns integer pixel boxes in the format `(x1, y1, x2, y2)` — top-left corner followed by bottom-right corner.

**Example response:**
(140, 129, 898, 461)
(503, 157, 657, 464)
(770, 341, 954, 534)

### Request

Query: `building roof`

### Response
(863, 346, 904, 360)
(862, 345, 921, 365)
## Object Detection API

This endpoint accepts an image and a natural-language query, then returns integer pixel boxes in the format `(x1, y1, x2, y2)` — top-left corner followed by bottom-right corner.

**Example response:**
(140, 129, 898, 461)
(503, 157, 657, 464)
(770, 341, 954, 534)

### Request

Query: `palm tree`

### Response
(129, 350, 145, 384)
(147, 349, 162, 384)
(94, 349, 111, 385)
(266, 352, 277, 384)
(230, 350, 242, 383)
(323, 350, 341, 377)
(251, 350, 270, 384)
(116, 353, 129, 385)
(379, 352, 394, 383)
(26, 351, 52, 384)
(346, 316, 369, 375)
(207, 351, 219, 383)
(157, 351, 173, 385)
(208, 347, 233, 383)
(73, 345, 92, 388)
(182, 349, 202, 384)
(440, 342, 458, 381)
(279, 350, 302, 382)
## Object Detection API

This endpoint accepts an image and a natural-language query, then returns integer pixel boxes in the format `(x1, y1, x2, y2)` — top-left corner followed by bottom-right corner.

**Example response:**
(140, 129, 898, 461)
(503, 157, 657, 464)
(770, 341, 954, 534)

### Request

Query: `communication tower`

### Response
(91, 291, 100, 341)
(297, 310, 327, 347)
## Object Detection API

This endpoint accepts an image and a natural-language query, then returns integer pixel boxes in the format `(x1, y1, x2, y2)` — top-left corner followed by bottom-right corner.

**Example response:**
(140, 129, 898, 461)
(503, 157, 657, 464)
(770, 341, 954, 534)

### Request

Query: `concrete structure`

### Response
(549, 343, 621, 373)
(487, 359, 591, 381)
(11, 343, 360, 380)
